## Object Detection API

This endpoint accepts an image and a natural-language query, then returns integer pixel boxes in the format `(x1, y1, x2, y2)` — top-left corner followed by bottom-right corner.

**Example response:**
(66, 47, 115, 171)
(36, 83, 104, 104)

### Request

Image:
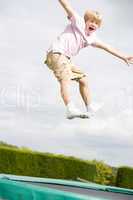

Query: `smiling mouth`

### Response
(89, 27, 96, 31)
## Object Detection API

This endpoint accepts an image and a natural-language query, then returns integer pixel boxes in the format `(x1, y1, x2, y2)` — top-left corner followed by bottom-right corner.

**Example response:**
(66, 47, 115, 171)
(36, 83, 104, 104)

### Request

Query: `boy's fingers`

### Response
(128, 57, 133, 64)
(128, 56, 133, 60)
(128, 59, 133, 65)
(124, 59, 129, 66)
(129, 60, 133, 64)
(124, 58, 133, 66)
(124, 57, 133, 66)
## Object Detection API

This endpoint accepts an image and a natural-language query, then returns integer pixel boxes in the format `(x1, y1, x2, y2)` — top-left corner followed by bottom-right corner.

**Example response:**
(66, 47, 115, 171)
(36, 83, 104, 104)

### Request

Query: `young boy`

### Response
(45, 0, 133, 120)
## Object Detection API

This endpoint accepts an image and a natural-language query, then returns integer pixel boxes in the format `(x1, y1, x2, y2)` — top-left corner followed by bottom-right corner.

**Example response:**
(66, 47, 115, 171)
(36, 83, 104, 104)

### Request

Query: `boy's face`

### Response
(85, 19, 99, 36)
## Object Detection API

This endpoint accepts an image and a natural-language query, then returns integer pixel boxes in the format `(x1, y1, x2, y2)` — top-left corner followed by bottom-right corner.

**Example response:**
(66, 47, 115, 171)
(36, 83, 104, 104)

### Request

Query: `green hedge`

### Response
(0, 147, 96, 182)
(92, 160, 116, 185)
(116, 166, 133, 189)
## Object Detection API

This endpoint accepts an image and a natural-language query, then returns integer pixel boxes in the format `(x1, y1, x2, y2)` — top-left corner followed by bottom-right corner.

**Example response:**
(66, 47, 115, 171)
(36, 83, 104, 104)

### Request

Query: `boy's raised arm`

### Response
(93, 41, 133, 66)
(58, 0, 76, 18)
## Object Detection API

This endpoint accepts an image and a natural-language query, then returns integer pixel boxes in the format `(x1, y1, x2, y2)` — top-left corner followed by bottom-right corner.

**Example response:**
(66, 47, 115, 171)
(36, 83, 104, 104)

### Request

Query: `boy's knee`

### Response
(79, 76, 88, 86)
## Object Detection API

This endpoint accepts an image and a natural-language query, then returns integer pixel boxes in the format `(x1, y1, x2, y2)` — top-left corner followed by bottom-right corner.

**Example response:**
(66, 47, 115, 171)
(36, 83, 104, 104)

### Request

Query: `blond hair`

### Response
(84, 10, 102, 27)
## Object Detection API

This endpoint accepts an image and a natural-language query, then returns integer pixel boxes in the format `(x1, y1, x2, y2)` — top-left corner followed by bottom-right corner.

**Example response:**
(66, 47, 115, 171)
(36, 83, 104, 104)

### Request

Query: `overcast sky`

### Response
(0, 0, 133, 167)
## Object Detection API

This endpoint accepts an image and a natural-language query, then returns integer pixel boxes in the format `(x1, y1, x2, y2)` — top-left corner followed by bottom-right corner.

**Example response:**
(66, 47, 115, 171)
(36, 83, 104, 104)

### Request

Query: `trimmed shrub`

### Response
(92, 160, 115, 185)
(0, 147, 96, 182)
(116, 166, 133, 189)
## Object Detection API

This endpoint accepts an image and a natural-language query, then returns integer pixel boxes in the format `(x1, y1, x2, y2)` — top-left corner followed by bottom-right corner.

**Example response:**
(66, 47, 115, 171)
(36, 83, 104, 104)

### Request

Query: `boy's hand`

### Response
(122, 56, 133, 66)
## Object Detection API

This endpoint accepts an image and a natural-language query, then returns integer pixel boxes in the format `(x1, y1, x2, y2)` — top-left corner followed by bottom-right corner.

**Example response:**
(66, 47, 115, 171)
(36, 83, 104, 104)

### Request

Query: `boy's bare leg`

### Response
(79, 77, 103, 114)
(79, 77, 91, 108)
(59, 79, 71, 105)
(59, 79, 89, 119)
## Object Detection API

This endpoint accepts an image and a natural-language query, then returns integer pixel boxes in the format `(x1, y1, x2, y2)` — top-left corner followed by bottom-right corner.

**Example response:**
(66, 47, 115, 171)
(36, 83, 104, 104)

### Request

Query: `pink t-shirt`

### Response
(48, 13, 98, 58)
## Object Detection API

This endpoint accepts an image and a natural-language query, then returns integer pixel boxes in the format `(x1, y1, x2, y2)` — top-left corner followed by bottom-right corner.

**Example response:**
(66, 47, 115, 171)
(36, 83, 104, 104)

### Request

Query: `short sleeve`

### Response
(90, 35, 101, 47)
(86, 33, 101, 47)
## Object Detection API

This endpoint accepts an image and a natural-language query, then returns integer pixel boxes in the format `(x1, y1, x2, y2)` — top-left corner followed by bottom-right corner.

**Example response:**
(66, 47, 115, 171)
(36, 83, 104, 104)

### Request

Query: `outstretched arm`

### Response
(58, 0, 76, 18)
(93, 41, 133, 66)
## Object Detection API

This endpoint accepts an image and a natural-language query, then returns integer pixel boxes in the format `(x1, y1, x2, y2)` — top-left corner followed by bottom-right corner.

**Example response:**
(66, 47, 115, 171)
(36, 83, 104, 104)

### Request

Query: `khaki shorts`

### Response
(44, 51, 86, 82)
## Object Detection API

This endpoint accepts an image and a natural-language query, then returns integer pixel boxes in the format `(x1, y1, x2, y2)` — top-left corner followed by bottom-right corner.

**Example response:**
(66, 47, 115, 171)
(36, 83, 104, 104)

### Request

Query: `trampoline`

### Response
(0, 174, 133, 200)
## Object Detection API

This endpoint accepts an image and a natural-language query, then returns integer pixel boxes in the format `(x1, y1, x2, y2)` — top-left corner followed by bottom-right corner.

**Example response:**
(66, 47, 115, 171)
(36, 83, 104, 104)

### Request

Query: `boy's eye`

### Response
(91, 20, 96, 24)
